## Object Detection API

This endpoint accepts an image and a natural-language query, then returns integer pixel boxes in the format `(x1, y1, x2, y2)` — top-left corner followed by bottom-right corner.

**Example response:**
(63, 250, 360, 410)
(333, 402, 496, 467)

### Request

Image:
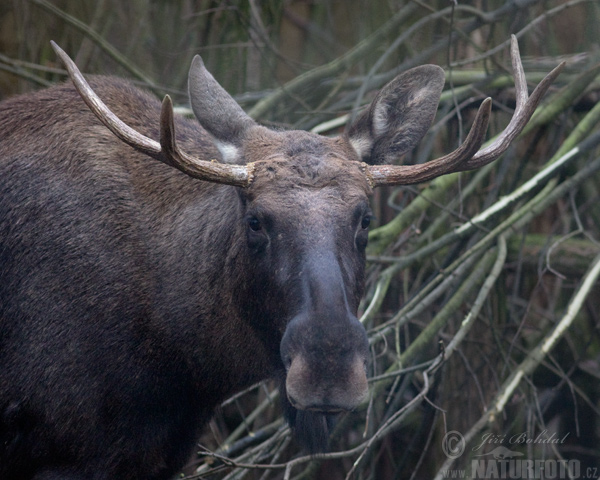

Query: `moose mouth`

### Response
(286, 394, 347, 414)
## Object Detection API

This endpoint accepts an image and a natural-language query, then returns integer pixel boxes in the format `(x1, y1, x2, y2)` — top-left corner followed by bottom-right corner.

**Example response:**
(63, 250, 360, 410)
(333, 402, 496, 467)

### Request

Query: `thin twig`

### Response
(30, 0, 160, 92)
(433, 251, 600, 480)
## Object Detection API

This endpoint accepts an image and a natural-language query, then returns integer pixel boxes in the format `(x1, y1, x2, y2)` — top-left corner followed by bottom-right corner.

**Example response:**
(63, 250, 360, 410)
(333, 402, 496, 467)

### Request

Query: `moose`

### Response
(0, 37, 561, 479)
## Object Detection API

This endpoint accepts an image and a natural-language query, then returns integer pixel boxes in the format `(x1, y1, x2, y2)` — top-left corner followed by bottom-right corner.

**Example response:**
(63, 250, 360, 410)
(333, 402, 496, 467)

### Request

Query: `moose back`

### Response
(0, 39, 561, 479)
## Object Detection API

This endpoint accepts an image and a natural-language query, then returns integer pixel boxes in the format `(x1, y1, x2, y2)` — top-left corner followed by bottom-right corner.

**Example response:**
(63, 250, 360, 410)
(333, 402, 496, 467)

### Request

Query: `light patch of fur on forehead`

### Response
(248, 152, 371, 201)
(243, 127, 369, 196)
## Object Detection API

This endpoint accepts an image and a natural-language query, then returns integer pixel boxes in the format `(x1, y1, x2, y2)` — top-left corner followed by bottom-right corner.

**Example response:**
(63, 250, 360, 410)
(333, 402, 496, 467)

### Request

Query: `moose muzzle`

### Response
(281, 310, 369, 413)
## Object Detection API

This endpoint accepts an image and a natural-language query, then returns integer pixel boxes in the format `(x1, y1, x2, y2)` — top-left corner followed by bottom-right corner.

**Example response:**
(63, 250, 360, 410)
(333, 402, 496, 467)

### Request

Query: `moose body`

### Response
(0, 39, 560, 479)
(0, 76, 371, 479)
(0, 78, 272, 477)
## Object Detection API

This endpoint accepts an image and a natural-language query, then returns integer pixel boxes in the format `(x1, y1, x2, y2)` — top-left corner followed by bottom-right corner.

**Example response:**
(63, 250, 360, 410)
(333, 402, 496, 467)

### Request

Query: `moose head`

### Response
(49, 37, 563, 452)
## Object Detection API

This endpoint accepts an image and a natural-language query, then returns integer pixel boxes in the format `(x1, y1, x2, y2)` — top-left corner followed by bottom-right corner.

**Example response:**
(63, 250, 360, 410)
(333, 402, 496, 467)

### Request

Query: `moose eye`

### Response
(247, 216, 262, 232)
(361, 215, 372, 230)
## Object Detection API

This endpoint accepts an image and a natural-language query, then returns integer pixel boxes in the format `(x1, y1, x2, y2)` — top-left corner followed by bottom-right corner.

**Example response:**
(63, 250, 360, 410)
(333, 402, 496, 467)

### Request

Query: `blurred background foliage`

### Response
(2, 1, 600, 479)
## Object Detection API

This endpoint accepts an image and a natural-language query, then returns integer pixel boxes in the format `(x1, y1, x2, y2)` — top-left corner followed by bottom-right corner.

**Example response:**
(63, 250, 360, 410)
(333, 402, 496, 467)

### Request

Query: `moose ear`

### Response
(346, 65, 445, 165)
(188, 56, 256, 163)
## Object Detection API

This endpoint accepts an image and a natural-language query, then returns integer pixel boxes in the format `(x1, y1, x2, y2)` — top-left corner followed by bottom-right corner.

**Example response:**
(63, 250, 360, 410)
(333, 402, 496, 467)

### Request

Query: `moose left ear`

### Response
(346, 65, 445, 165)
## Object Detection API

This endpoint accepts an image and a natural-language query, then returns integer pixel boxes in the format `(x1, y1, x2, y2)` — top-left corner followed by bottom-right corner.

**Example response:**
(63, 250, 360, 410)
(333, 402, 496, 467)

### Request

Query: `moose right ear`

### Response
(346, 65, 445, 165)
(188, 56, 256, 163)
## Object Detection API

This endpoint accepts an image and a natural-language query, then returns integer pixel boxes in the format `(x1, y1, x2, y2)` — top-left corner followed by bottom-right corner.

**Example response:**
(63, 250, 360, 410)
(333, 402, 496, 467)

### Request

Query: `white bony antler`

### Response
(51, 41, 254, 187)
(367, 35, 565, 187)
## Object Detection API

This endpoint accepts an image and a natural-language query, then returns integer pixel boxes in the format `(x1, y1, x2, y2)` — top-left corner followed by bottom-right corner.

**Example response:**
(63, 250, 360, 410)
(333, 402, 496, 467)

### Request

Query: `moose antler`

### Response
(367, 35, 565, 187)
(50, 41, 253, 188)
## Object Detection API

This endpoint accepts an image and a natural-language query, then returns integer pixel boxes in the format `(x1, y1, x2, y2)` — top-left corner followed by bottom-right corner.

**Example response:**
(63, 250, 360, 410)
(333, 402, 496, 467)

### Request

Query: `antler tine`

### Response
(367, 97, 492, 187)
(159, 96, 253, 186)
(462, 35, 565, 169)
(367, 35, 564, 188)
(51, 41, 253, 188)
(465, 35, 565, 170)
(511, 34, 529, 112)
(51, 41, 161, 158)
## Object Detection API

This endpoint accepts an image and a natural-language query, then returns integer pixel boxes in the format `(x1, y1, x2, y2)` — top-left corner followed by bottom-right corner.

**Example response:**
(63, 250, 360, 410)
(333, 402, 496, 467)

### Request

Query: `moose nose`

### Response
(281, 308, 370, 413)
(285, 353, 369, 412)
